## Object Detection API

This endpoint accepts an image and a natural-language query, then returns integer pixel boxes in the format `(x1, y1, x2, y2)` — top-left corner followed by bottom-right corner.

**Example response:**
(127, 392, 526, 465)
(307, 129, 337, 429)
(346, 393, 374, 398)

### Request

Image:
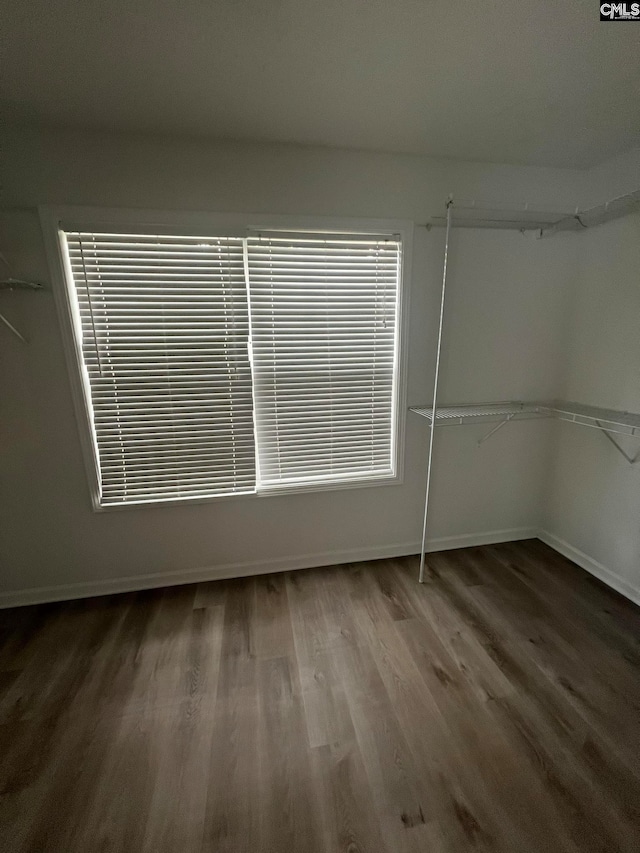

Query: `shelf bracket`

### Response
(478, 413, 515, 446)
(598, 426, 640, 465)
(0, 311, 28, 344)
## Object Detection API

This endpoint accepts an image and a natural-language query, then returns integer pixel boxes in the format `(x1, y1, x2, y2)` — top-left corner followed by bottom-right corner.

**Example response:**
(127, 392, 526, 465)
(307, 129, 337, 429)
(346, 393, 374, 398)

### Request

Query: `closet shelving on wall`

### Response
(0, 256, 44, 343)
(413, 190, 640, 583)
(425, 188, 640, 234)
(411, 401, 640, 441)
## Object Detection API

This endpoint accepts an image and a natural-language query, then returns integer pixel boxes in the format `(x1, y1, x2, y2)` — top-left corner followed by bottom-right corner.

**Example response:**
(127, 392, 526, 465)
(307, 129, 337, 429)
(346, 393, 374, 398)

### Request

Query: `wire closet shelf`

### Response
(410, 401, 640, 439)
(413, 191, 640, 583)
(425, 188, 640, 235)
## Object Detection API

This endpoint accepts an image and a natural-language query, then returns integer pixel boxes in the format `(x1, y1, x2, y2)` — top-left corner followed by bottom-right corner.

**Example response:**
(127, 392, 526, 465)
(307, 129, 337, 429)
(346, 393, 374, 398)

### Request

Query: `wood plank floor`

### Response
(1, 539, 639, 852)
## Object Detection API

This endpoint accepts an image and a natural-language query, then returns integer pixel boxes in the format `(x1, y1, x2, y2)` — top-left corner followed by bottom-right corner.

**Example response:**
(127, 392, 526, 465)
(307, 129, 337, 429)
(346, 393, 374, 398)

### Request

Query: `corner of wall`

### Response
(540, 149, 640, 607)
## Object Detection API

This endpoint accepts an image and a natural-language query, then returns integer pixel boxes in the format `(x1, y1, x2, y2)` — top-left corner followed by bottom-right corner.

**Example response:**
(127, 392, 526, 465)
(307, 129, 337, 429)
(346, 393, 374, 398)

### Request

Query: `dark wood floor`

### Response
(1, 539, 639, 853)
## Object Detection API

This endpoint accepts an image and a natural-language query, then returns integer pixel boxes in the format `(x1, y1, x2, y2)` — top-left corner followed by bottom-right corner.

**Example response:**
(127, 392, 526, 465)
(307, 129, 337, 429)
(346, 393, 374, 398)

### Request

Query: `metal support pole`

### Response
(419, 200, 453, 583)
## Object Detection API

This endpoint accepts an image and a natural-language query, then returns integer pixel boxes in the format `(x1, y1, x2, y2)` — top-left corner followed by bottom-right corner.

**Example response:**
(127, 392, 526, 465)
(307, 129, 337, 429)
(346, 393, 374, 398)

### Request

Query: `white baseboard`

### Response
(538, 529, 640, 608)
(427, 527, 537, 552)
(0, 541, 422, 609)
(0, 526, 537, 609)
(3, 526, 635, 611)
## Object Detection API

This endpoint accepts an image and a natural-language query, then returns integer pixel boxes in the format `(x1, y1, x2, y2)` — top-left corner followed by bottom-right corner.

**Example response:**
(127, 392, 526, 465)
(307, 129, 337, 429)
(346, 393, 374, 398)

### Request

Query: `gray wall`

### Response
(2, 127, 636, 605)
(543, 211, 640, 603)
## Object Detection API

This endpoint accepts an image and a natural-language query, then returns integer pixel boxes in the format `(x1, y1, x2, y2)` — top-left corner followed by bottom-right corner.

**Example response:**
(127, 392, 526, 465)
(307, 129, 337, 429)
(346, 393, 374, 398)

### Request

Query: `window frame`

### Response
(40, 205, 413, 511)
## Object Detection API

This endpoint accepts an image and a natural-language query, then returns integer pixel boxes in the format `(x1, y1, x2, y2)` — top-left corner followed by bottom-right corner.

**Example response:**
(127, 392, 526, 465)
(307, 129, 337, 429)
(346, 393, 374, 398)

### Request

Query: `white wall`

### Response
(0, 126, 585, 604)
(422, 226, 577, 540)
(542, 211, 640, 604)
(581, 146, 640, 207)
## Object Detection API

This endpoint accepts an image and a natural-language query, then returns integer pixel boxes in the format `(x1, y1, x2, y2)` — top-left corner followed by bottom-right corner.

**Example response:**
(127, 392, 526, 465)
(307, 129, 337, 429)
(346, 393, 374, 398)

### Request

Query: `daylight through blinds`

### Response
(63, 228, 401, 506)
(65, 232, 255, 505)
(247, 233, 400, 487)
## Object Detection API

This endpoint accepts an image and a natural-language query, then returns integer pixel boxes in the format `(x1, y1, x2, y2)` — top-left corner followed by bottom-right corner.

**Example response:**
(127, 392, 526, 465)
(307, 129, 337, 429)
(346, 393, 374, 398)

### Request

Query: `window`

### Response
(55, 217, 406, 508)
(64, 233, 256, 506)
(247, 233, 400, 488)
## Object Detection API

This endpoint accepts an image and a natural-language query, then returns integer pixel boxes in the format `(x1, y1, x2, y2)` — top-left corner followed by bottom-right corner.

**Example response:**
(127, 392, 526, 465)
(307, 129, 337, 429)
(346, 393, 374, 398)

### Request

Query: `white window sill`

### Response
(91, 471, 402, 512)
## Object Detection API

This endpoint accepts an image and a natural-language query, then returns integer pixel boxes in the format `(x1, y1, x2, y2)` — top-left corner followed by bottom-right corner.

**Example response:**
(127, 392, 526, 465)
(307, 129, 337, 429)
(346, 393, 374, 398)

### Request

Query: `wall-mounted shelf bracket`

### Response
(0, 312, 28, 343)
(477, 413, 516, 445)
(0, 271, 45, 344)
(599, 427, 640, 465)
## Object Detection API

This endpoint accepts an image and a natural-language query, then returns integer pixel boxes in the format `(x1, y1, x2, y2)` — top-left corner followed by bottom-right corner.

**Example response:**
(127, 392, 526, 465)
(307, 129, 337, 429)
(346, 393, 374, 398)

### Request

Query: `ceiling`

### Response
(2, 0, 639, 168)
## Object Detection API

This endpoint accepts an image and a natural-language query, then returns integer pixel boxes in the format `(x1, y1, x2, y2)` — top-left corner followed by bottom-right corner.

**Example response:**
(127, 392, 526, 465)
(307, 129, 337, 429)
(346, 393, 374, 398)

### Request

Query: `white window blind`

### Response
(247, 232, 400, 488)
(64, 232, 256, 506)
